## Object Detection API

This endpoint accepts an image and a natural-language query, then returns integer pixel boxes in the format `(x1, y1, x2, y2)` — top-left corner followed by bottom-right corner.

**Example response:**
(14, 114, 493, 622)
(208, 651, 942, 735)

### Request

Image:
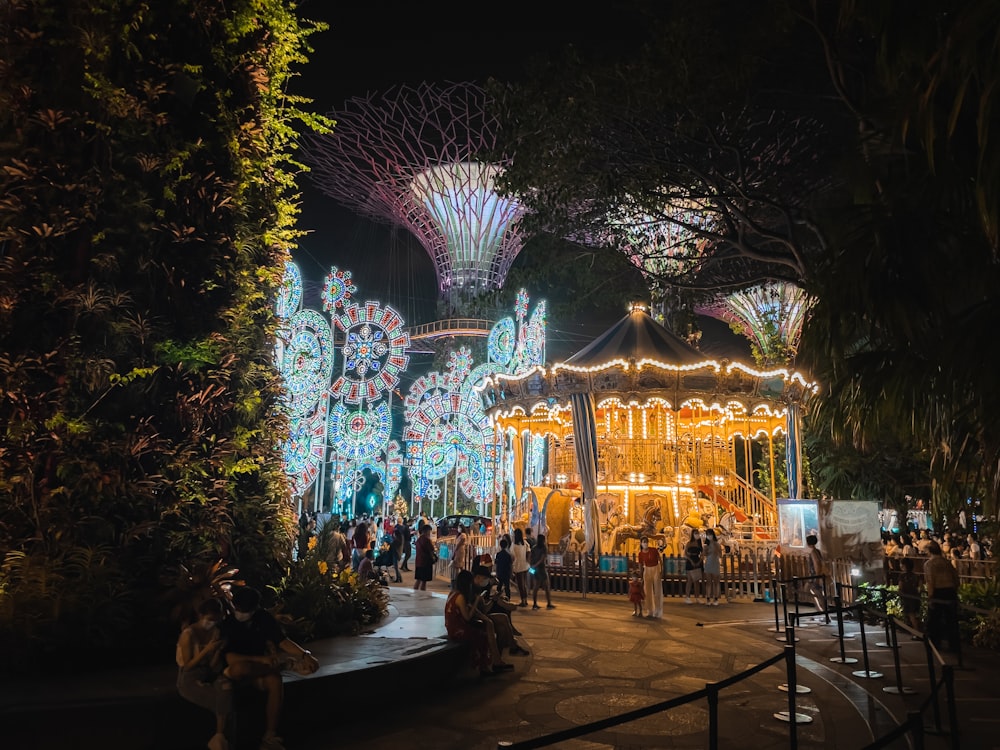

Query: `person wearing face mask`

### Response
(176, 598, 232, 750)
(220, 587, 319, 750)
(637, 536, 665, 619)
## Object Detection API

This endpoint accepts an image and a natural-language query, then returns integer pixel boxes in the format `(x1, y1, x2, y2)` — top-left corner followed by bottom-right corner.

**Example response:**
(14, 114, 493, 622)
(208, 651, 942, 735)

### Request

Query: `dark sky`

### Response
(287, 2, 749, 361)
(288, 2, 651, 322)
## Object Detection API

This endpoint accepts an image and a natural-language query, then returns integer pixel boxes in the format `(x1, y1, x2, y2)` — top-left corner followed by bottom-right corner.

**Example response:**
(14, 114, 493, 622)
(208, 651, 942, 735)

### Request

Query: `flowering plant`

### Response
(270, 522, 388, 641)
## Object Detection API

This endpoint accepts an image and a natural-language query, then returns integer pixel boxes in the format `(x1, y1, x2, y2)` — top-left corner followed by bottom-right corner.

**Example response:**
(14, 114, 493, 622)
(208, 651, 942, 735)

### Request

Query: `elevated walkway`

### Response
(407, 318, 493, 341)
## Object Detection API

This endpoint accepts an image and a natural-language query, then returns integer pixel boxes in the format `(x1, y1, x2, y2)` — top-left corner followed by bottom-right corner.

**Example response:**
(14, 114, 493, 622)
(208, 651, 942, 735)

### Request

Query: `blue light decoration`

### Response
(488, 316, 516, 366)
(275, 262, 334, 500)
(328, 400, 392, 461)
(321, 265, 357, 312)
(330, 301, 410, 404)
(274, 261, 411, 513)
(403, 289, 547, 512)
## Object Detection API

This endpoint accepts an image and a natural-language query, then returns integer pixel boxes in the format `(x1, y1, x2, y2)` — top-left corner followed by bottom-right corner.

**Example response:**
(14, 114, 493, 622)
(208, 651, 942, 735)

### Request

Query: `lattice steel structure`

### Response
(305, 82, 525, 306)
(697, 281, 811, 366)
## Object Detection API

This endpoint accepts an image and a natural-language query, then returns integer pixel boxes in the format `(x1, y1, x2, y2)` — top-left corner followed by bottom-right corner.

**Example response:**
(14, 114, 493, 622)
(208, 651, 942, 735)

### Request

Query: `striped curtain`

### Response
(785, 403, 802, 499)
(570, 392, 602, 556)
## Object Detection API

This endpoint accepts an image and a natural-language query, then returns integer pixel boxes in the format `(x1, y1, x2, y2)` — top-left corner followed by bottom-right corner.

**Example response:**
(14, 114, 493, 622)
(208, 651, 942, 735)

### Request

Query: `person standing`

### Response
(924, 540, 961, 652)
(524, 526, 536, 553)
(529, 533, 554, 610)
(703, 528, 722, 605)
(400, 518, 413, 571)
(805, 534, 829, 621)
(351, 521, 369, 572)
(494, 536, 514, 601)
(511, 527, 530, 607)
(451, 523, 468, 589)
(325, 521, 350, 573)
(683, 535, 704, 604)
(628, 570, 645, 617)
(413, 522, 437, 591)
(390, 522, 405, 582)
(897, 557, 923, 634)
(637, 536, 664, 618)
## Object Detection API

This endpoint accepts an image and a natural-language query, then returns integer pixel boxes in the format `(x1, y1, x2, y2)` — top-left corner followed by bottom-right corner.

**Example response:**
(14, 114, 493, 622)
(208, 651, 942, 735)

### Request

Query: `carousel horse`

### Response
(715, 511, 740, 556)
(610, 506, 668, 551)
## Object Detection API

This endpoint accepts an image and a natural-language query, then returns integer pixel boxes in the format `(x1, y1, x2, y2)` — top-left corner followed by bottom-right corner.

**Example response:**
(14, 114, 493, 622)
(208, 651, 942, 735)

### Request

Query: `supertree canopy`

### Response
(305, 82, 525, 305)
(697, 281, 812, 366)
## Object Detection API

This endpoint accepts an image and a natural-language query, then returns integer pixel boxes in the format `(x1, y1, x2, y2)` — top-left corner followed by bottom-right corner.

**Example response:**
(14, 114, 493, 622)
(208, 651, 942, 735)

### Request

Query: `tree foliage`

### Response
(491, 0, 1000, 516)
(0, 0, 329, 668)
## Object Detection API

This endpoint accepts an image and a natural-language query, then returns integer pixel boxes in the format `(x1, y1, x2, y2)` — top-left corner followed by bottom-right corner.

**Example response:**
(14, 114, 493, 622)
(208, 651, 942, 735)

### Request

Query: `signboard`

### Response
(777, 499, 819, 549)
(599, 555, 628, 573)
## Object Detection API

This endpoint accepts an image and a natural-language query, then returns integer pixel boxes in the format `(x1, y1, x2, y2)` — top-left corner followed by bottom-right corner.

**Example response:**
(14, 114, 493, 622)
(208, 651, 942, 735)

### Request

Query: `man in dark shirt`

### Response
(221, 587, 318, 750)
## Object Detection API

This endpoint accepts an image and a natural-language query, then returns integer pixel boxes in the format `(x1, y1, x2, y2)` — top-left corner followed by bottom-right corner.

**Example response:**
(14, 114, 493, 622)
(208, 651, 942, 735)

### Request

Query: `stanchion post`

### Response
(924, 637, 942, 733)
(852, 602, 883, 678)
(792, 576, 802, 625)
(944, 665, 959, 748)
(884, 615, 916, 695)
(829, 592, 858, 664)
(786, 644, 799, 750)
(707, 682, 719, 750)
(770, 577, 785, 633)
(909, 710, 925, 750)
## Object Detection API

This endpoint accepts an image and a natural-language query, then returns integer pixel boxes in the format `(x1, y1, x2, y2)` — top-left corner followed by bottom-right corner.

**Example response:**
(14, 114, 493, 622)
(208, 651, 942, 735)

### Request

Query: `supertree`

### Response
(696, 281, 812, 367)
(304, 82, 526, 309)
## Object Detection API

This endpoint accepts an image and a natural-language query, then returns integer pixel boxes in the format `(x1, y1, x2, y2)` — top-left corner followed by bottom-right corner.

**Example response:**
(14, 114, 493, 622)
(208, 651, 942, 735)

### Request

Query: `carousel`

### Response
(477, 304, 818, 557)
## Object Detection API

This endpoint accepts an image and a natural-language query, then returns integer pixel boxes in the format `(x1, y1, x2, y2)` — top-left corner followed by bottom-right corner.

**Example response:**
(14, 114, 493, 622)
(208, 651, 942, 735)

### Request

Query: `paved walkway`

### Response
(4, 574, 998, 750)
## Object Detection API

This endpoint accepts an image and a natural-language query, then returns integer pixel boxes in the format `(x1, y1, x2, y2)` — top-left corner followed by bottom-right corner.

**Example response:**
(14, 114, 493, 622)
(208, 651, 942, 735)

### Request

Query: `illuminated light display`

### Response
(328, 400, 393, 461)
(281, 308, 335, 416)
(330, 301, 410, 405)
(276, 261, 302, 320)
(610, 198, 714, 281)
(488, 316, 516, 366)
(282, 398, 329, 498)
(321, 265, 357, 312)
(697, 281, 812, 365)
(305, 82, 526, 305)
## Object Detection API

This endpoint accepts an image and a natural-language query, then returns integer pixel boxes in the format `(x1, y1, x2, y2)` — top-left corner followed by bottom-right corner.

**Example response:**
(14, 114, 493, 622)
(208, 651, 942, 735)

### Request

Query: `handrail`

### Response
(408, 318, 494, 340)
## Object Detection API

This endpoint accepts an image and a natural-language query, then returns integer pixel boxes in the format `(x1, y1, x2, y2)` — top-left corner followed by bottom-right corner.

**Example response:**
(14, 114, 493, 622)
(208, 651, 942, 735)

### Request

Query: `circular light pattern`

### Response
(321, 265, 357, 312)
(280, 309, 335, 416)
(447, 346, 474, 382)
(488, 316, 515, 366)
(331, 301, 410, 404)
(282, 400, 328, 497)
(276, 261, 302, 319)
(328, 401, 392, 461)
(425, 483, 441, 500)
(421, 443, 457, 480)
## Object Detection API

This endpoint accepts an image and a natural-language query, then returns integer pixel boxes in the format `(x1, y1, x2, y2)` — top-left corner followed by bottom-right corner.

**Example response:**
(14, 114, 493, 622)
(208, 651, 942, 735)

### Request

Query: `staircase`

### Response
(698, 471, 777, 541)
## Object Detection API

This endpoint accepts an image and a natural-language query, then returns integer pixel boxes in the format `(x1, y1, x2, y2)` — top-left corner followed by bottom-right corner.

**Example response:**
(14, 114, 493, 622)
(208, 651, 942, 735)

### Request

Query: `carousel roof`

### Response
(565, 306, 705, 368)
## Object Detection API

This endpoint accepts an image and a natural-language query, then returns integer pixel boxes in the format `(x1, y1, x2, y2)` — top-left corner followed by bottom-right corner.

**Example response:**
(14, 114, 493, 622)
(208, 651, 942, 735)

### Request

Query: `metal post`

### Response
(773, 641, 811, 738)
(829, 593, 858, 664)
(852, 602, 883, 678)
(924, 637, 942, 733)
(708, 682, 719, 749)
(943, 665, 959, 748)
(884, 615, 916, 695)
(770, 577, 784, 633)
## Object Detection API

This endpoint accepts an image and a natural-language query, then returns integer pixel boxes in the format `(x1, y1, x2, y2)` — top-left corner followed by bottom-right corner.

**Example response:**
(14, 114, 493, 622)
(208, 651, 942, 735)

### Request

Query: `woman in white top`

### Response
(511, 527, 530, 607)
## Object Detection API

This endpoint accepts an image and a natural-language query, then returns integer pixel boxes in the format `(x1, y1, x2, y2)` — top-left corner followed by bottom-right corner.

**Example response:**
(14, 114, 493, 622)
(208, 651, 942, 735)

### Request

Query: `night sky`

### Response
(288, 1, 748, 362)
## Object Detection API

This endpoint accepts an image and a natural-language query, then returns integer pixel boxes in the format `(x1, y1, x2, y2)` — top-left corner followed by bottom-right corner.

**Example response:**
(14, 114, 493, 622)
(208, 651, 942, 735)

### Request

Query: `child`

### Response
(628, 570, 645, 617)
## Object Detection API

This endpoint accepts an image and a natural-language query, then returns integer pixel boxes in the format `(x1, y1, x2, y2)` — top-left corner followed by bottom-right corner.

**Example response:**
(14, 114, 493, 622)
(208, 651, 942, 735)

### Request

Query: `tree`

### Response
(0, 0, 329, 668)
(491, 0, 1000, 517)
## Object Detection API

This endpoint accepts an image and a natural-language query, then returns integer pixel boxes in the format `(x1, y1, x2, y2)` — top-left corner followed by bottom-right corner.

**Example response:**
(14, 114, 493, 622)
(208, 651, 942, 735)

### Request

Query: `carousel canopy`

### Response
(566, 306, 705, 368)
